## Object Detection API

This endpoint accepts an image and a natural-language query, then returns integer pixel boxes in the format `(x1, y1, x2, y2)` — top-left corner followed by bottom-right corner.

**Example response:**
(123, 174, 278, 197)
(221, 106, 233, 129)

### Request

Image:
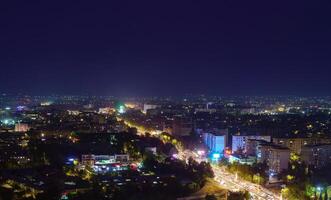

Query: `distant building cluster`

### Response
(1, 94, 331, 199)
(201, 131, 331, 174)
(14, 123, 30, 132)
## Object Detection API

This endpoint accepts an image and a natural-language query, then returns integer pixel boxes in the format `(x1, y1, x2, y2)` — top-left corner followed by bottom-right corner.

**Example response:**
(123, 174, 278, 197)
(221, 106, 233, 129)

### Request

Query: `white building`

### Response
(143, 104, 160, 114)
(246, 139, 270, 157)
(232, 135, 271, 153)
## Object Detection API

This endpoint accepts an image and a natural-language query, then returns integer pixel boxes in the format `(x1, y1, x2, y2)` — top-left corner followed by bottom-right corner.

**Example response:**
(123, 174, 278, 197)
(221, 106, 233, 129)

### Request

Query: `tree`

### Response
(36, 177, 63, 200)
(0, 187, 14, 200)
(187, 182, 199, 192)
(205, 194, 217, 200)
(228, 191, 250, 200)
(142, 153, 158, 170)
(198, 162, 214, 178)
(243, 190, 251, 200)
(123, 141, 141, 159)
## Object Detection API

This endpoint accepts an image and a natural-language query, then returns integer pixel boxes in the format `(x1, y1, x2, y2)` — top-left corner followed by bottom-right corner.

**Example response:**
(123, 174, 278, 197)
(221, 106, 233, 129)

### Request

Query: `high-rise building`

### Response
(171, 117, 193, 137)
(301, 144, 331, 169)
(232, 135, 271, 153)
(246, 139, 270, 157)
(203, 129, 228, 154)
(260, 144, 290, 173)
(272, 137, 331, 154)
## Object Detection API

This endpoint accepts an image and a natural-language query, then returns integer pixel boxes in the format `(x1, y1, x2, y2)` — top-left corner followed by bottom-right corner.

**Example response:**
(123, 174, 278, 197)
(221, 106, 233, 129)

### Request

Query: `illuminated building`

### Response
(81, 154, 129, 166)
(67, 110, 81, 116)
(95, 155, 116, 165)
(1, 118, 15, 126)
(272, 137, 331, 154)
(229, 154, 256, 165)
(194, 108, 217, 114)
(203, 129, 228, 154)
(98, 107, 115, 114)
(232, 135, 271, 154)
(40, 101, 53, 106)
(246, 139, 270, 159)
(143, 104, 160, 113)
(16, 106, 27, 111)
(124, 103, 138, 109)
(212, 152, 221, 161)
(14, 123, 30, 132)
(81, 154, 130, 173)
(118, 105, 126, 114)
(81, 154, 95, 166)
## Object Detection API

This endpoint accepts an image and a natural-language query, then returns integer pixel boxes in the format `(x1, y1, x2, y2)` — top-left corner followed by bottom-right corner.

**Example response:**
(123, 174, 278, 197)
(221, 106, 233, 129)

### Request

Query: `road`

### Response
(120, 118, 282, 200)
(179, 150, 282, 200)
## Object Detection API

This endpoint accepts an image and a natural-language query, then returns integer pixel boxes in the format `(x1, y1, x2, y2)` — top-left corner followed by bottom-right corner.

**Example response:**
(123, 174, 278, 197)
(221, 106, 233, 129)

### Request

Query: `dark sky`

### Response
(1, 1, 331, 96)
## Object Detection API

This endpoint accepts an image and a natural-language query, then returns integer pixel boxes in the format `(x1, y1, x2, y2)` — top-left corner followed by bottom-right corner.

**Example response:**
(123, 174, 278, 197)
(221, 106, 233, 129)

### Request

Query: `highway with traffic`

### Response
(120, 118, 283, 200)
(178, 150, 282, 200)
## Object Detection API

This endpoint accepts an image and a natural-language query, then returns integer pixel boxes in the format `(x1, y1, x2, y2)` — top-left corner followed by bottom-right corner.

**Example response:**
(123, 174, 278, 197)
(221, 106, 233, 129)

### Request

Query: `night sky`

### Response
(1, 1, 331, 96)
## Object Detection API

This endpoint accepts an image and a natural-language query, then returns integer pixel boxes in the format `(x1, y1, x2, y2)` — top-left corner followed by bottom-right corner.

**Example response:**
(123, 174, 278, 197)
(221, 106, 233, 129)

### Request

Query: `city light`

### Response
(197, 150, 205, 156)
(212, 153, 221, 160)
(1, 118, 15, 125)
(66, 158, 78, 165)
(1, 1, 330, 199)
(16, 106, 26, 111)
(118, 105, 126, 114)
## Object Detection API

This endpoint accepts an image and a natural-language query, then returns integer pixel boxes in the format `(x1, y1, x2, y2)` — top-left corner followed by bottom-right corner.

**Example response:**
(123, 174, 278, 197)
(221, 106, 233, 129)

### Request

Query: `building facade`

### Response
(232, 135, 271, 153)
(301, 144, 331, 169)
(260, 144, 290, 173)
(14, 123, 30, 132)
(203, 129, 228, 154)
(272, 137, 331, 154)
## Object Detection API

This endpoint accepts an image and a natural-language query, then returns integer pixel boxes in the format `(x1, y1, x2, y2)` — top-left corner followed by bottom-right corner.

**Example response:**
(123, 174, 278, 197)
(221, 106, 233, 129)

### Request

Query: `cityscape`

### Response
(1, 1, 331, 200)
(0, 95, 331, 200)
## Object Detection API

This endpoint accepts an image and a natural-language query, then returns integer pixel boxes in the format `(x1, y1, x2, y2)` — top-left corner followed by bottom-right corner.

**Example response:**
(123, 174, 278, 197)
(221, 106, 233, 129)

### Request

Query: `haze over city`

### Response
(1, 1, 331, 200)
(1, 1, 331, 96)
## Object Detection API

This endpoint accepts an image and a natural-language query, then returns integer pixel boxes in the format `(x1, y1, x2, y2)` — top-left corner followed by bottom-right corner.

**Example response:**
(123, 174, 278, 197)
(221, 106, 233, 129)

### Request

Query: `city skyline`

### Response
(2, 2, 331, 199)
